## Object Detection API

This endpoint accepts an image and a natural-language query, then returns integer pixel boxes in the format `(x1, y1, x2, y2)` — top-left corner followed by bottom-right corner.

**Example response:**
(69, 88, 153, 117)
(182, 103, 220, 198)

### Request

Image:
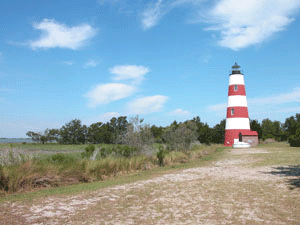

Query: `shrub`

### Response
(0, 165, 7, 192)
(157, 146, 167, 166)
(98, 145, 138, 158)
(288, 128, 300, 147)
(116, 145, 138, 158)
(51, 153, 76, 164)
(82, 144, 96, 159)
(164, 151, 188, 165)
(99, 146, 113, 158)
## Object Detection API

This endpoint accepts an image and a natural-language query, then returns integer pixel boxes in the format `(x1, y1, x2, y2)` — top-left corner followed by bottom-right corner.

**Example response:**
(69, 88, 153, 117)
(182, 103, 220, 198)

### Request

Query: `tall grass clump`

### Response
(0, 148, 32, 166)
(0, 151, 154, 194)
(157, 146, 167, 166)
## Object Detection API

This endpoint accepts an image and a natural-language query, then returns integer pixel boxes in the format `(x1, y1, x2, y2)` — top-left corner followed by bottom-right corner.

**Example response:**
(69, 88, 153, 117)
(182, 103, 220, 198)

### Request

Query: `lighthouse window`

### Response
(231, 108, 235, 115)
(234, 85, 238, 91)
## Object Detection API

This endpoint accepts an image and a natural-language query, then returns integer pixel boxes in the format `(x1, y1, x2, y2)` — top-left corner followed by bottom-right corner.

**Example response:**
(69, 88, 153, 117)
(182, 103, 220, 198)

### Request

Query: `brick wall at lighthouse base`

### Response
(224, 129, 258, 146)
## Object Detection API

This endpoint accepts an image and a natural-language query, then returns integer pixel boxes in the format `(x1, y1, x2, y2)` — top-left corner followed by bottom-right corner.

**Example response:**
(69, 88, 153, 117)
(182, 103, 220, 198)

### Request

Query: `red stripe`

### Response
(226, 107, 249, 118)
(228, 85, 246, 96)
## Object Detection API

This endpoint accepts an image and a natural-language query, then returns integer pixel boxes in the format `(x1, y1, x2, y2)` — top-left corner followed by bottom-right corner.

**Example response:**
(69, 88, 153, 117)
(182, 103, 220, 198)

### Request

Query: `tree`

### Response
(163, 120, 198, 151)
(288, 127, 300, 147)
(261, 118, 284, 141)
(87, 122, 104, 144)
(250, 119, 262, 139)
(261, 118, 274, 140)
(59, 119, 87, 144)
(272, 121, 284, 141)
(191, 116, 212, 145)
(86, 122, 115, 144)
(283, 115, 298, 140)
(116, 115, 154, 154)
(198, 123, 212, 145)
(46, 129, 60, 142)
(26, 131, 41, 143)
(150, 125, 164, 143)
(116, 116, 128, 135)
(170, 120, 179, 129)
(284, 114, 300, 146)
(211, 119, 226, 144)
(108, 116, 128, 143)
(26, 131, 48, 144)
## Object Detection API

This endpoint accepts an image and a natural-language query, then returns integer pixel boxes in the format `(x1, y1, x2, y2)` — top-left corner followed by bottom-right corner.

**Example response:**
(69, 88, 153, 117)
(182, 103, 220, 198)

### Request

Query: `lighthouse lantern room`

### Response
(224, 63, 258, 147)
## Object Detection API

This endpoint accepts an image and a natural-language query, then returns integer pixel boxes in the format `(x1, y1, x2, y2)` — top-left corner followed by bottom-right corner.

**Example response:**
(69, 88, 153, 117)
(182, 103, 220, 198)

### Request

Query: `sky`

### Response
(1, 0, 300, 138)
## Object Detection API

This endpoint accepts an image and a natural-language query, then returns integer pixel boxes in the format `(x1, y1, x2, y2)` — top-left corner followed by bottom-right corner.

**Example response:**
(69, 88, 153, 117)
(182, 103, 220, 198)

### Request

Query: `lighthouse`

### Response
(224, 63, 258, 147)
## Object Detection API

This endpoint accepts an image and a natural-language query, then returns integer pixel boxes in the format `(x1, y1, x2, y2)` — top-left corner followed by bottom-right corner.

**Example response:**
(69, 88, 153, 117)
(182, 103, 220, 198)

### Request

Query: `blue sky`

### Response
(1, 0, 300, 138)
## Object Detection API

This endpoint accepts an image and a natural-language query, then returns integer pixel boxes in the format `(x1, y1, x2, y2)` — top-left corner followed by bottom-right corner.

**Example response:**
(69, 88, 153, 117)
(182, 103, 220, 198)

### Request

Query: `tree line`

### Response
(249, 114, 300, 147)
(26, 113, 300, 147)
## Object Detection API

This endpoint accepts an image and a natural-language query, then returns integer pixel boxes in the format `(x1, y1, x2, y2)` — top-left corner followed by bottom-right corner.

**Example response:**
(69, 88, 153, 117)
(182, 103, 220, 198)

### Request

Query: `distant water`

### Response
(0, 138, 35, 144)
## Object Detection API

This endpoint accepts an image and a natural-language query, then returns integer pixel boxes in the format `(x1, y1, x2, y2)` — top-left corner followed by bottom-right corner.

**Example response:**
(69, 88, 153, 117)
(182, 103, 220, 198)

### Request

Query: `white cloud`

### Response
(84, 59, 100, 68)
(202, 53, 212, 64)
(142, 0, 166, 30)
(97, 0, 136, 14)
(248, 87, 300, 105)
(29, 19, 97, 50)
(85, 112, 121, 125)
(0, 97, 5, 103)
(207, 102, 227, 112)
(127, 95, 168, 114)
(141, 0, 300, 49)
(250, 106, 300, 116)
(208, 87, 300, 112)
(110, 65, 149, 82)
(85, 83, 136, 107)
(62, 61, 74, 66)
(170, 108, 190, 116)
(207, 0, 300, 50)
(0, 87, 16, 94)
(97, 0, 122, 5)
(141, 0, 204, 30)
(84, 64, 150, 107)
(99, 112, 121, 121)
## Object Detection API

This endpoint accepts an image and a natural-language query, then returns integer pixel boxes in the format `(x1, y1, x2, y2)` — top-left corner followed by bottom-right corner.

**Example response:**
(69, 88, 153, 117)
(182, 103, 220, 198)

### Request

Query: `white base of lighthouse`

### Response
(232, 142, 251, 148)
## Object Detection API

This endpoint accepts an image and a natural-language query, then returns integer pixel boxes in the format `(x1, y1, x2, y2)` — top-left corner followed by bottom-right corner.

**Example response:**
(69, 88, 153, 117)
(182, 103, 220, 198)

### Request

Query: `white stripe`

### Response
(229, 75, 245, 85)
(227, 96, 248, 107)
(225, 118, 250, 130)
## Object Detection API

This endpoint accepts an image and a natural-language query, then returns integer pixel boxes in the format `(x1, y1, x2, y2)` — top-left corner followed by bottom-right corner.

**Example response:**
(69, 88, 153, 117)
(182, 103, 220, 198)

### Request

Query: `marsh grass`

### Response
(0, 144, 222, 196)
(1, 145, 225, 203)
(0, 148, 33, 166)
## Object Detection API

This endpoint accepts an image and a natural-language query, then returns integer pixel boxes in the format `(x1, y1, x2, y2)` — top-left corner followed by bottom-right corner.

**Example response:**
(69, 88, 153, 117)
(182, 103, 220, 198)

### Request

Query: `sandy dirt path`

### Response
(1, 148, 300, 225)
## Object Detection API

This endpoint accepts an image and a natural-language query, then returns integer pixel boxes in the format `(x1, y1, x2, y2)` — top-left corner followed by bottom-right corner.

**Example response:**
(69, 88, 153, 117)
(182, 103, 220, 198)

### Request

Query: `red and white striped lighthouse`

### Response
(224, 63, 258, 146)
